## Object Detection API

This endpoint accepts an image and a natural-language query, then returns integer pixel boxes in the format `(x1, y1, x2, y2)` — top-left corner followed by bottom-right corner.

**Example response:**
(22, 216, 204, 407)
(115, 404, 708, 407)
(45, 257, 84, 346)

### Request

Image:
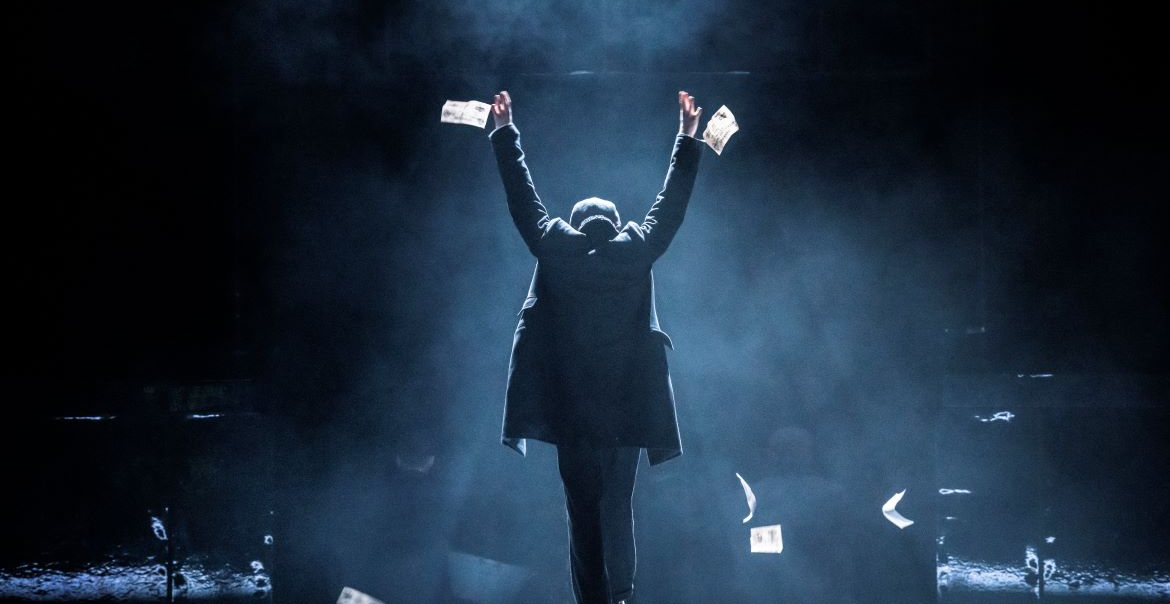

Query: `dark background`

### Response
(3, 1, 1167, 602)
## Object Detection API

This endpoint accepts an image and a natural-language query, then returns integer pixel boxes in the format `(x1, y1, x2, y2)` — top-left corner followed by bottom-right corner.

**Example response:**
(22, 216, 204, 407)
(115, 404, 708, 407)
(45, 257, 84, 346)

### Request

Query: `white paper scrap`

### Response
(440, 100, 492, 128)
(882, 489, 915, 529)
(735, 472, 757, 524)
(976, 411, 1015, 423)
(749, 523, 783, 554)
(701, 105, 739, 155)
(337, 587, 385, 604)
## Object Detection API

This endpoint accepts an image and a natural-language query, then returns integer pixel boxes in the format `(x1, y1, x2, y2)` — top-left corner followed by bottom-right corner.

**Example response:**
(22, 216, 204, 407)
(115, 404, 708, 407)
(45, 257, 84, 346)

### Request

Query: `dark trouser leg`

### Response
(600, 447, 640, 603)
(558, 446, 641, 604)
(558, 445, 608, 604)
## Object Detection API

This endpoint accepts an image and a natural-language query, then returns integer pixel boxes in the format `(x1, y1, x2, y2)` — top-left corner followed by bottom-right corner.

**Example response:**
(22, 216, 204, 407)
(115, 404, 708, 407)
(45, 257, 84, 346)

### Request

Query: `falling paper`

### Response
(975, 411, 1015, 423)
(882, 489, 915, 529)
(701, 105, 739, 155)
(735, 472, 757, 524)
(938, 488, 972, 495)
(337, 587, 385, 604)
(749, 524, 783, 554)
(440, 100, 492, 128)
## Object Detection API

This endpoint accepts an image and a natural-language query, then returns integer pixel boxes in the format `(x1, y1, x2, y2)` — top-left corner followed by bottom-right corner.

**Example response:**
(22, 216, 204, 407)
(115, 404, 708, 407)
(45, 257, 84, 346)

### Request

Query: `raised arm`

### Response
(641, 91, 704, 259)
(489, 90, 550, 256)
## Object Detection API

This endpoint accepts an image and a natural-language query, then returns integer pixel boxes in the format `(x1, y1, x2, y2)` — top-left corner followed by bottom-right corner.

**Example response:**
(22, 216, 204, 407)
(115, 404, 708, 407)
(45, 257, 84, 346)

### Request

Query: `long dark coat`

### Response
(491, 124, 702, 466)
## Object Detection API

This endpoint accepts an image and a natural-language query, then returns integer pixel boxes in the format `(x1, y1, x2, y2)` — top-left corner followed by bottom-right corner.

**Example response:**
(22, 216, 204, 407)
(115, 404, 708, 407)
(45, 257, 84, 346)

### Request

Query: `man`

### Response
(489, 90, 703, 604)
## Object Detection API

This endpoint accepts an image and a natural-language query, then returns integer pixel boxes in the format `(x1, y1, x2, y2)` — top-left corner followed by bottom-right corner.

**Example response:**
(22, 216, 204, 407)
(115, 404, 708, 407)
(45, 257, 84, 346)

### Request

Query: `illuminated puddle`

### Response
(0, 558, 271, 600)
(939, 554, 1170, 598)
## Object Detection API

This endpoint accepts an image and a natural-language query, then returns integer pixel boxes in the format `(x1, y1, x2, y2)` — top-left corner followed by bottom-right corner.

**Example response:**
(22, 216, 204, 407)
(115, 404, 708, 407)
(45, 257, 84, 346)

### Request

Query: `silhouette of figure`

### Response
(489, 90, 704, 604)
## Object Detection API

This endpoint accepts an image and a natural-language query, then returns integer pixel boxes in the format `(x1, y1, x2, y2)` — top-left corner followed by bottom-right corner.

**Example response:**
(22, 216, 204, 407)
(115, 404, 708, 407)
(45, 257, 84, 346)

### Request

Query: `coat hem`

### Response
(501, 432, 681, 466)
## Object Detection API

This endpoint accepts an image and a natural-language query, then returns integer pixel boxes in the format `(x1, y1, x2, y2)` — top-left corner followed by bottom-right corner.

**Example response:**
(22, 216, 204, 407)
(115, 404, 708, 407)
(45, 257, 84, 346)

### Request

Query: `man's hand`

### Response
(678, 90, 702, 138)
(492, 90, 513, 129)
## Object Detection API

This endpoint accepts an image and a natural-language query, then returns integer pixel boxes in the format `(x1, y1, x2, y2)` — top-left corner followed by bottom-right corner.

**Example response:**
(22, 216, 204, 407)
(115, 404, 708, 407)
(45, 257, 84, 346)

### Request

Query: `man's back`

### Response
(489, 90, 702, 464)
(486, 89, 706, 604)
(538, 220, 656, 345)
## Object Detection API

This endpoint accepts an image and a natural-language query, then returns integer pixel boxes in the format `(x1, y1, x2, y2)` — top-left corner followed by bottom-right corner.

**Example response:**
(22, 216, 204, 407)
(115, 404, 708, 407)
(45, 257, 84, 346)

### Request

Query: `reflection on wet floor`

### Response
(0, 560, 272, 600)
(0, 411, 275, 602)
(938, 555, 1170, 599)
(937, 403, 1170, 601)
